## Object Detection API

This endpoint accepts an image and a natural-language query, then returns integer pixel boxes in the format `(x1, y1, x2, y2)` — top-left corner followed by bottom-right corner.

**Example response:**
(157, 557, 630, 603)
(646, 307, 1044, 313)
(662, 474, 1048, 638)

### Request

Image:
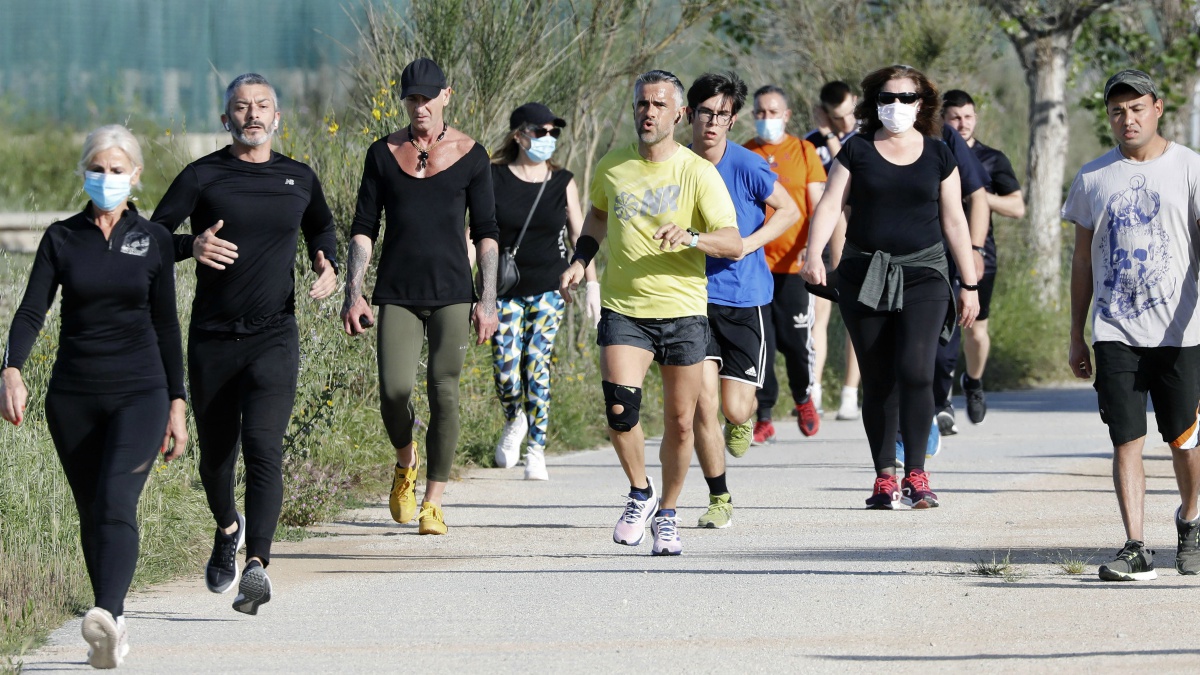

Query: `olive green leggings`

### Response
(377, 303, 471, 482)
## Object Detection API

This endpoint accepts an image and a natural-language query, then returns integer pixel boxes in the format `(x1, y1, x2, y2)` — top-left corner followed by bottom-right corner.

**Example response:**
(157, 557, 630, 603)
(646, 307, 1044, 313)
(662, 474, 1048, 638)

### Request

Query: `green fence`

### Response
(0, 0, 397, 130)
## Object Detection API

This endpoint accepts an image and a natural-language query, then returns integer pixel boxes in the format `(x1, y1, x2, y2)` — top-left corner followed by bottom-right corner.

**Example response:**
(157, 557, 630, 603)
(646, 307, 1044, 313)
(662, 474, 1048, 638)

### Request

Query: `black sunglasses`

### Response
(524, 127, 562, 138)
(877, 91, 920, 105)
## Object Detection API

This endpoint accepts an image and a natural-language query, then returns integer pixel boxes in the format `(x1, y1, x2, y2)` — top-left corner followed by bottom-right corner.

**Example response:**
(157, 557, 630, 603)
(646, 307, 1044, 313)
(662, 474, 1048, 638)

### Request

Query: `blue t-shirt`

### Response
(697, 141, 777, 307)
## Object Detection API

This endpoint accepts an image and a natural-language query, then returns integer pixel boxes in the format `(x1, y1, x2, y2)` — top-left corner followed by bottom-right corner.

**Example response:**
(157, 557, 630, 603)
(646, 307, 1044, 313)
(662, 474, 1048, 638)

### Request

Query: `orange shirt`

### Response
(743, 134, 826, 273)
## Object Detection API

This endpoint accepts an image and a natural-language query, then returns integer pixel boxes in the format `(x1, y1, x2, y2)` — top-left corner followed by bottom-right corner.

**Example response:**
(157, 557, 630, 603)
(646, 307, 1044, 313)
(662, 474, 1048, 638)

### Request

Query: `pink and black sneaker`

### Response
(865, 474, 900, 510)
(901, 469, 939, 509)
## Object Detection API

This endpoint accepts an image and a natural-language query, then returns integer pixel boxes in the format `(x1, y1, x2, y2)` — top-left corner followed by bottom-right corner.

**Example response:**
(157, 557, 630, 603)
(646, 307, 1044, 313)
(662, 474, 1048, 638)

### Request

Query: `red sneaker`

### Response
(866, 474, 900, 510)
(752, 419, 776, 445)
(795, 398, 820, 437)
(901, 469, 939, 509)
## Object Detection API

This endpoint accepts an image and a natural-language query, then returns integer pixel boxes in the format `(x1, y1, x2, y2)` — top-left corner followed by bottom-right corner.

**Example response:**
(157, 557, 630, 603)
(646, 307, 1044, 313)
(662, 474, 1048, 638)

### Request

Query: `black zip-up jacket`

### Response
(3, 203, 186, 400)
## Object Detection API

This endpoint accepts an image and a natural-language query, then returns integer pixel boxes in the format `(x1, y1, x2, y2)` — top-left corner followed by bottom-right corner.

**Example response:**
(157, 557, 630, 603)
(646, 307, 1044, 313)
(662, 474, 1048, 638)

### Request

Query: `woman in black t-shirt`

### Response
(801, 65, 980, 511)
(1, 125, 187, 668)
(488, 103, 598, 480)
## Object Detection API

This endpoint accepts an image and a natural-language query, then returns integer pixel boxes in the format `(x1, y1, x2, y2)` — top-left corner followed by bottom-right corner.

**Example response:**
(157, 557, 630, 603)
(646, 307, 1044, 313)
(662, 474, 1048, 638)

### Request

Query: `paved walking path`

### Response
(20, 387, 1200, 673)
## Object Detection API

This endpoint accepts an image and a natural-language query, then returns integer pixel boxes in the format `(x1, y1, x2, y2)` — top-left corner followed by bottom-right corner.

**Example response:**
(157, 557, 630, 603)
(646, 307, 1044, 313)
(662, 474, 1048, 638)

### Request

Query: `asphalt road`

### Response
(19, 386, 1200, 673)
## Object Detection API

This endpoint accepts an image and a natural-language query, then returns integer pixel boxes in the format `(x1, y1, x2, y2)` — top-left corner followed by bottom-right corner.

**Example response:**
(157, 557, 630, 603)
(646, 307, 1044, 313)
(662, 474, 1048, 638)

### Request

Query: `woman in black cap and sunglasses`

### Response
(488, 103, 599, 480)
(800, 64, 979, 511)
(341, 57, 499, 535)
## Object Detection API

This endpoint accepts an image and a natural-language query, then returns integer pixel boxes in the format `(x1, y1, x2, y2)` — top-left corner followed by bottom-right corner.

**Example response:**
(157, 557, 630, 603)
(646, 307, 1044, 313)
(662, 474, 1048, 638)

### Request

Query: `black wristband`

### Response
(960, 281, 979, 291)
(571, 235, 600, 267)
(971, 245, 985, 253)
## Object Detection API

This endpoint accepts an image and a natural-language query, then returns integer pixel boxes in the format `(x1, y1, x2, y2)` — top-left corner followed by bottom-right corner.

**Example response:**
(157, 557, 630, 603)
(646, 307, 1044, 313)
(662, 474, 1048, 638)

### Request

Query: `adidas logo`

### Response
(744, 366, 757, 377)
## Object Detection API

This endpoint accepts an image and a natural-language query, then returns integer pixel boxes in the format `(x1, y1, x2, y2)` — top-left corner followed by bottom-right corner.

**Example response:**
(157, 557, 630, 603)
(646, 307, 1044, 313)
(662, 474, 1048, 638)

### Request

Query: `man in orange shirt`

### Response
(744, 84, 828, 442)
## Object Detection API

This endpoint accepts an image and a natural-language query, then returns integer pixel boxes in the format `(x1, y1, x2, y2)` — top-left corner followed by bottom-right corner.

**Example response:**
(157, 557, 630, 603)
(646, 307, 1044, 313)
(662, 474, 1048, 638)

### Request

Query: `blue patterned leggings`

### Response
(491, 291, 566, 453)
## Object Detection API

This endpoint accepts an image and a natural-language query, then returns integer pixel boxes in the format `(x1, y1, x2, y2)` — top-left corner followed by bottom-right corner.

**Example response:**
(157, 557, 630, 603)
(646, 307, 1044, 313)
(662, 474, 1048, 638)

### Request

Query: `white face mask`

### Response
(877, 103, 918, 134)
(755, 118, 786, 144)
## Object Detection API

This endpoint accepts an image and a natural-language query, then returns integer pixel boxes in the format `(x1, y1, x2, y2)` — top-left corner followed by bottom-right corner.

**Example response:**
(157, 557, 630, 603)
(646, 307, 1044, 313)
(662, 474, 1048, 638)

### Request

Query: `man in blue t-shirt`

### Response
(686, 72, 800, 529)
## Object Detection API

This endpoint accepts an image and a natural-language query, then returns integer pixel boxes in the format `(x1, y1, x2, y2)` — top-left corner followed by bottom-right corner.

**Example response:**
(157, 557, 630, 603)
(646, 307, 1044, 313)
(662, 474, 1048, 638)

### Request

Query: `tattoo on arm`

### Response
(344, 240, 368, 309)
(479, 245, 498, 314)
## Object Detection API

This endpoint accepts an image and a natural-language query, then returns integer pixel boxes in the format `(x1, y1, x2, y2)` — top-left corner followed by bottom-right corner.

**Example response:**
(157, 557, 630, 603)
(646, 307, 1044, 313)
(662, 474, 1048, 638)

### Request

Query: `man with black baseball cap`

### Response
(400, 57, 447, 99)
(1064, 68, 1200, 581)
(342, 56, 499, 536)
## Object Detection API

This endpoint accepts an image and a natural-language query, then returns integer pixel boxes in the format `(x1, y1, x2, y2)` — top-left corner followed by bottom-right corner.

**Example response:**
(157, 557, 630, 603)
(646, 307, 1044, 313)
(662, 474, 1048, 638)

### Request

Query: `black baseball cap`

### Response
(509, 102, 566, 130)
(1103, 69, 1158, 103)
(400, 58, 447, 99)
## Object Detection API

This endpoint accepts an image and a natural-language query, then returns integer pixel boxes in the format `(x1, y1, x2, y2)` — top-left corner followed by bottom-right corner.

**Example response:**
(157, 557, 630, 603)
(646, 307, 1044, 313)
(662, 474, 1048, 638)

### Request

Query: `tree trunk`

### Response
(1020, 31, 1075, 307)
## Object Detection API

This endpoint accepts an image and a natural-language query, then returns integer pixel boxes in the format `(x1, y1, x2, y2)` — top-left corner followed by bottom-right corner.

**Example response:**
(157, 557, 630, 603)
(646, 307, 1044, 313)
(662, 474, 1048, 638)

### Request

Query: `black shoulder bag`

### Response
(495, 171, 550, 297)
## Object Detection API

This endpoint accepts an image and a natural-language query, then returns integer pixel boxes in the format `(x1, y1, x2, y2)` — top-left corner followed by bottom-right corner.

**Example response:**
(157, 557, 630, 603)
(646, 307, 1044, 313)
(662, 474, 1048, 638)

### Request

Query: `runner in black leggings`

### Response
(153, 73, 338, 615)
(1, 125, 187, 669)
(801, 65, 979, 510)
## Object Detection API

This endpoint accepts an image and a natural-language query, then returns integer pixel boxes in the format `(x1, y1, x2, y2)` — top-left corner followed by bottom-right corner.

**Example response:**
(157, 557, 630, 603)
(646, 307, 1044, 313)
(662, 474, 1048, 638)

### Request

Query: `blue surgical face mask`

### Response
(523, 136, 557, 163)
(83, 171, 133, 212)
(755, 118, 786, 144)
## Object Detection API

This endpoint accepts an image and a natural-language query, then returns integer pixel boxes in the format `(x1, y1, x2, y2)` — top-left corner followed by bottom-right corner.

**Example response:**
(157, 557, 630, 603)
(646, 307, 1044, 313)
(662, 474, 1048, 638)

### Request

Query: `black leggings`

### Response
(840, 297, 945, 473)
(46, 388, 168, 618)
(758, 273, 815, 419)
(189, 320, 299, 566)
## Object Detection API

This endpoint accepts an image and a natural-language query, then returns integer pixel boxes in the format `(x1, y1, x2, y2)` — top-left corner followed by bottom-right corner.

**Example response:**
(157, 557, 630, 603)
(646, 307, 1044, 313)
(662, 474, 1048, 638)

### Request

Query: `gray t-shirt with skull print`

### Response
(1062, 142, 1200, 348)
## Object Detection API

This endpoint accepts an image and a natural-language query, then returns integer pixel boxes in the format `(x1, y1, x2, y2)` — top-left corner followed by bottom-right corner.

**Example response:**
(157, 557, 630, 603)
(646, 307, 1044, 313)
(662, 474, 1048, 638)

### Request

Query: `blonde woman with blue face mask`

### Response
(1, 125, 188, 668)
(488, 103, 598, 479)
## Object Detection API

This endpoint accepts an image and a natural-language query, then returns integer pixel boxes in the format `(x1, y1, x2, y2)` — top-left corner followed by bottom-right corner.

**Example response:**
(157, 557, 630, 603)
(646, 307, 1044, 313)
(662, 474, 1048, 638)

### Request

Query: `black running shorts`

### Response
(1093, 341, 1200, 448)
(705, 303, 767, 387)
(976, 270, 997, 322)
(597, 308, 709, 366)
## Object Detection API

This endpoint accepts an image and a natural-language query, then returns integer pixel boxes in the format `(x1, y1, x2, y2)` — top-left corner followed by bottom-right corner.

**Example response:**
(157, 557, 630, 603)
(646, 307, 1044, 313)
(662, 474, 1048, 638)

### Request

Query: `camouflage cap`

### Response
(1103, 69, 1158, 103)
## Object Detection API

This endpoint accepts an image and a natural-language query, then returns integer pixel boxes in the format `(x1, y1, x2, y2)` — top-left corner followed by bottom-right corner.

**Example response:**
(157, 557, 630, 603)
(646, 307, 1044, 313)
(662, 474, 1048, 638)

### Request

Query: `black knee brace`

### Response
(602, 380, 642, 432)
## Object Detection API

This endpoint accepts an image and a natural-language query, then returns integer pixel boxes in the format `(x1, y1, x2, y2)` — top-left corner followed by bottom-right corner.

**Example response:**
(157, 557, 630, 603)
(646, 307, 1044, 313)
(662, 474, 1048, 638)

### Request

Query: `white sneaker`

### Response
(613, 477, 658, 546)
(82, 607, 126, 669)
(524, 447, 549, 481)
(494, 414, 528, 469)
(836, 386, 859, 420)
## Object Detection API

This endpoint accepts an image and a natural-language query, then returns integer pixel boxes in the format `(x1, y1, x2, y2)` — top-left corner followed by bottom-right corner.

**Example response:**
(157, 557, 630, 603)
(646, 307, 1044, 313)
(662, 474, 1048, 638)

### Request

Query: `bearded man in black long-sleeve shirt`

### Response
(153, 72, 338, 615)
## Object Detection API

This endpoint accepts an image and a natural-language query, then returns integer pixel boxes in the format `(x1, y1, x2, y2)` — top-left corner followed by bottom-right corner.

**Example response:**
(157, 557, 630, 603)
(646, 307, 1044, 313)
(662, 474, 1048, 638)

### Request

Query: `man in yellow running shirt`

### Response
(560, 69, 741, 556)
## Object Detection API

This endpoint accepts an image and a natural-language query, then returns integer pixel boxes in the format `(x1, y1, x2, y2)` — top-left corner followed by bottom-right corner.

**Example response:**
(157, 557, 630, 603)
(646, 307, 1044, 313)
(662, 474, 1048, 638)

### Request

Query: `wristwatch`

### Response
(687, 229, 700, 248)
(825, 131, 837, 140)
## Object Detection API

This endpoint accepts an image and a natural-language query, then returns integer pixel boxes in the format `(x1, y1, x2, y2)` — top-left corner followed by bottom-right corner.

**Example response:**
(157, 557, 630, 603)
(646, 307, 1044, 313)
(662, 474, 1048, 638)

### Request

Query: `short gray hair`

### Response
(634, 69, 685, 109)
(77, 125, 144, 177)
(224, 73, 279, 116)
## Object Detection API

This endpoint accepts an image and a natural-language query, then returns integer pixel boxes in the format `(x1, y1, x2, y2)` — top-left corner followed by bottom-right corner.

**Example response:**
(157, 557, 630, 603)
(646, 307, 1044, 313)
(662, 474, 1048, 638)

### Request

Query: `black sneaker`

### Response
(204, 512, 245, 594)
(233, 561, 272, 615)
(1098, 540, 1157, 581)
(1176, 507, 1200, 575)
(960, 373, 987, 425)
(936, 404, 958, 436)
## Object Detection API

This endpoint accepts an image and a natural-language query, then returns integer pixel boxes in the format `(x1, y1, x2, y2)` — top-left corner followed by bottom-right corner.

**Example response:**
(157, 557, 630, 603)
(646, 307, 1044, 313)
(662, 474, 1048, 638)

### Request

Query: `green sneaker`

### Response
(697, 493, 733, 529)
(725, 419, 753, 458)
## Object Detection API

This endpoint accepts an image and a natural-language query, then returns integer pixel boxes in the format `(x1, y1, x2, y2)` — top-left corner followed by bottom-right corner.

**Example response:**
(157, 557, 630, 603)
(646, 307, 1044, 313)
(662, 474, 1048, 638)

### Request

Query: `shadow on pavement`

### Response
(823, 647, 1200, 662)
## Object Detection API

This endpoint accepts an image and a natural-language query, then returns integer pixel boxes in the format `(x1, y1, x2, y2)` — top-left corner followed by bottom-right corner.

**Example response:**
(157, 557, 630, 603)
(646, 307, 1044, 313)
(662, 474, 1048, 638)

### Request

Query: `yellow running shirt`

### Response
(589, 143, 737, 319)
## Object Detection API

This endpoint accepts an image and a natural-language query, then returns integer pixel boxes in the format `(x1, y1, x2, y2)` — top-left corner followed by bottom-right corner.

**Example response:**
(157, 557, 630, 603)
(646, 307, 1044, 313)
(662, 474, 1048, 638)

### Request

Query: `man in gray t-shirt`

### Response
(1063, 69, 1200, 583)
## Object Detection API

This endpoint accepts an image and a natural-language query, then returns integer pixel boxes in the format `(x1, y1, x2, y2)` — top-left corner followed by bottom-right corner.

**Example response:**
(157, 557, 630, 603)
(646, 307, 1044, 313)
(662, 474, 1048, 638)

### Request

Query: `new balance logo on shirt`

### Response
(284, 178, 295, 185)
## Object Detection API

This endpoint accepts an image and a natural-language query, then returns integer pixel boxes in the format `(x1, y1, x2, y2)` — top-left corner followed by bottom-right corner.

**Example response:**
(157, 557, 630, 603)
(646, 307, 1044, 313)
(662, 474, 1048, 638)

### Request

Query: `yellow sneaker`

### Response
(389, 447, 420, 524)
(418, 501, 447, 535)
